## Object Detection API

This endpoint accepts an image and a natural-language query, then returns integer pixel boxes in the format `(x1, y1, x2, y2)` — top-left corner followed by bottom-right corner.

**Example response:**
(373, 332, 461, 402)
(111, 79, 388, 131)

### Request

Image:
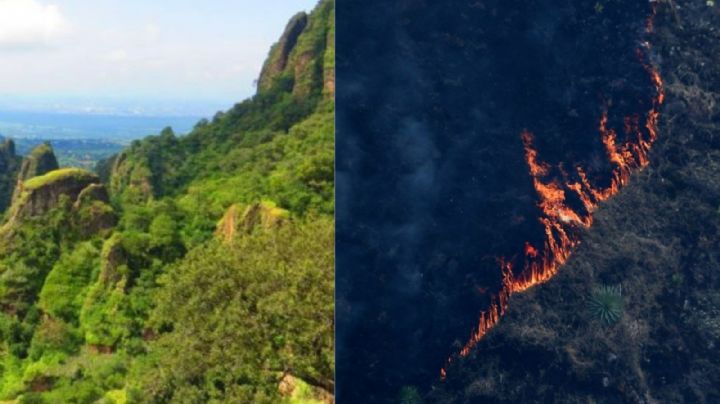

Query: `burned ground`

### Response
(433, 2, 720, 402)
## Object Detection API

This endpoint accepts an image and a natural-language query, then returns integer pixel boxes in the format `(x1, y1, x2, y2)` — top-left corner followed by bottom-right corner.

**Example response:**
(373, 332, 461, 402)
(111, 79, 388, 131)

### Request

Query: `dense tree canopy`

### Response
(0, 0, 335, 402)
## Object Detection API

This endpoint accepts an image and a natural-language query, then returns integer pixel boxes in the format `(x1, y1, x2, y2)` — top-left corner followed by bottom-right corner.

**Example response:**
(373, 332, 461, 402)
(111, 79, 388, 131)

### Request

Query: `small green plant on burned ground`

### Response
(398, 386, 424, 404)
(587, 284, 624, 325)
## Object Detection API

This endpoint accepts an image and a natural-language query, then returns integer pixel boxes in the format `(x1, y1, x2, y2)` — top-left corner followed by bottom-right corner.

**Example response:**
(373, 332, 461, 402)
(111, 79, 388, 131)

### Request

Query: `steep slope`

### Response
(16, 143, 59, 183)
(109, 0, 334, 214)
(0, 1, 334, 402)
(8, 142, 61, 211)
(433, 2, 720, 403)
(257, 12, 309, 93)
(336, 0, 661, 401)
(3, 168, 113, 235)
(0, 139, 20, 213)
(0, 165, 115, 316)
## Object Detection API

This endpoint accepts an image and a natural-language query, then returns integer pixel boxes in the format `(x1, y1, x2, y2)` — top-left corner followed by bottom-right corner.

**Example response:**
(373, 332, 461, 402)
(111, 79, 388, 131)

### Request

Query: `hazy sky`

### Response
(0, 0, 319, 116)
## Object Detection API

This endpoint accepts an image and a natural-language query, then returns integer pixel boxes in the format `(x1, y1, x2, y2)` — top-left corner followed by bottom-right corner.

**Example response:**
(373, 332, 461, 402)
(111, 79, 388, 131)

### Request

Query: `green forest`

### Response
(0, 0, 334, 402)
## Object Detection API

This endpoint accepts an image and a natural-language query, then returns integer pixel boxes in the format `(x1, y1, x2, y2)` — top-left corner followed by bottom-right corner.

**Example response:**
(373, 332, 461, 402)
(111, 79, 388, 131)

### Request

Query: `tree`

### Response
(130, 217, 334, 402)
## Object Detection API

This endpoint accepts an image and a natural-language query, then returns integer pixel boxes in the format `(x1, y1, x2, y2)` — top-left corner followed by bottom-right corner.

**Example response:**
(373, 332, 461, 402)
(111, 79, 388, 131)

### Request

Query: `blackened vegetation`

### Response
(338, 0, 661, 402)
(432, 1, 720, 403)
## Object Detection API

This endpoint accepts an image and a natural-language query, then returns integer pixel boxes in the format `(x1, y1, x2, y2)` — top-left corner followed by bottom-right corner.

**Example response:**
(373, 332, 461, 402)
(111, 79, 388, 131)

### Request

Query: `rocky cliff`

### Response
(215, 202, 289, 242)
(257, 12, 309, 92)
(11, 143, 60, 204)
(257, 0, 335, 98)
(106, 0, 335, 207)
(16, 143, 59, 183)
(3, 168, 115, 238)
(0, 139, 20, 213)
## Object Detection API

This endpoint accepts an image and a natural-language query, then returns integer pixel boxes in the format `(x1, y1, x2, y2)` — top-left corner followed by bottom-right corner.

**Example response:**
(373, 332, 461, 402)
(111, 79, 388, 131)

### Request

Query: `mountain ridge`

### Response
(0, 1, 334, 401)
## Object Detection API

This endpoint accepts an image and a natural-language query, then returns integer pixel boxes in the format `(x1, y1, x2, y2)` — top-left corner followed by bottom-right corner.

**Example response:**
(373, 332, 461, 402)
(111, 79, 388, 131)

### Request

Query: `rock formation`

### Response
(3, 168, 115, 237)
(215, 201, 289, 242)
(17, 143, 59, 182)
(0, 138, 21, 212)
(257, 0, 334, 98)
(257, 12, 309, 92)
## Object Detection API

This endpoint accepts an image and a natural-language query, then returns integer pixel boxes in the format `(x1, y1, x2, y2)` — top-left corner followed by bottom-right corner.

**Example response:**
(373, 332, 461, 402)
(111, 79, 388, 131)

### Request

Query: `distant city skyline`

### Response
(0, 0, 319, 117)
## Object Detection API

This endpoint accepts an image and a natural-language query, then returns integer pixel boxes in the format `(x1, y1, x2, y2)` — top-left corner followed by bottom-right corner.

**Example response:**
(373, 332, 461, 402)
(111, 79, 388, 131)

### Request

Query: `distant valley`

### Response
(0, 110, 204, 169)
(10, 138, 126, 170)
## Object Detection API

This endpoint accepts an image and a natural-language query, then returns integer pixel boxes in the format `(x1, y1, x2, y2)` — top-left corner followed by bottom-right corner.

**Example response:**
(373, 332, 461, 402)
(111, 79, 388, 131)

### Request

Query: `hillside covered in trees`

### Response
(0, 0, 334, 402)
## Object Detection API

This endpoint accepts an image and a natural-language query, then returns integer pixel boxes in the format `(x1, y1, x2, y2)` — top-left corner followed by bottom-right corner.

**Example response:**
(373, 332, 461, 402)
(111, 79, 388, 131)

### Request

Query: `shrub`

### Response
(398, 386, 424, 404)
(587, 284, 624, 325)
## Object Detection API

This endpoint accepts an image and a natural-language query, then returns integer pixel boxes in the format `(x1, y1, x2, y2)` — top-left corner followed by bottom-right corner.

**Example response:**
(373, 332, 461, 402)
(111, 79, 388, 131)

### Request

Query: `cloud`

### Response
(0, 0, 68, 49)
(105, 49, 128, 62)
(144, 23, 160, 41)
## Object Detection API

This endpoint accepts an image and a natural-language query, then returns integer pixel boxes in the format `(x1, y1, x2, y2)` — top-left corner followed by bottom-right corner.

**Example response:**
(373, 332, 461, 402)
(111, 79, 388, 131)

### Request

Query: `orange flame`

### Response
(524, 242, 538, 258)
(441, 5, 664, 379)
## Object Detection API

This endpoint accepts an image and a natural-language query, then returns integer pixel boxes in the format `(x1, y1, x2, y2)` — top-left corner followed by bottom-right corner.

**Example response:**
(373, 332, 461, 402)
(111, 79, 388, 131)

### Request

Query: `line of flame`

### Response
(441, 3, 664, 379)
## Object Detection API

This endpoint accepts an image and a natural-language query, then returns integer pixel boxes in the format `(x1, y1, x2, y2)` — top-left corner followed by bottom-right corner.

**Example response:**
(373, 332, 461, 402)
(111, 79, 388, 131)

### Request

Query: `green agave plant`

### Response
(398, 386, 423, 404)
(587, 284, 624, 325)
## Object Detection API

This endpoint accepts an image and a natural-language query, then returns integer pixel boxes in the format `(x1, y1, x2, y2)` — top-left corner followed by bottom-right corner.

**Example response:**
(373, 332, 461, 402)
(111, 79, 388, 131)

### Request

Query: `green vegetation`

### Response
(128, 217, 333, 402)
(23, 168, 97, 191)
(0, 0, 334, 402)
(587, 284, 624, 325)
(398, 386, 424, 404)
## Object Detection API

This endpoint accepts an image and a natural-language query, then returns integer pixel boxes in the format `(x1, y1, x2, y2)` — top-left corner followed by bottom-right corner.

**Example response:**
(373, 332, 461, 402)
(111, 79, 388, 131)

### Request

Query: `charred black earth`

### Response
(337, 0, 679, 403)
